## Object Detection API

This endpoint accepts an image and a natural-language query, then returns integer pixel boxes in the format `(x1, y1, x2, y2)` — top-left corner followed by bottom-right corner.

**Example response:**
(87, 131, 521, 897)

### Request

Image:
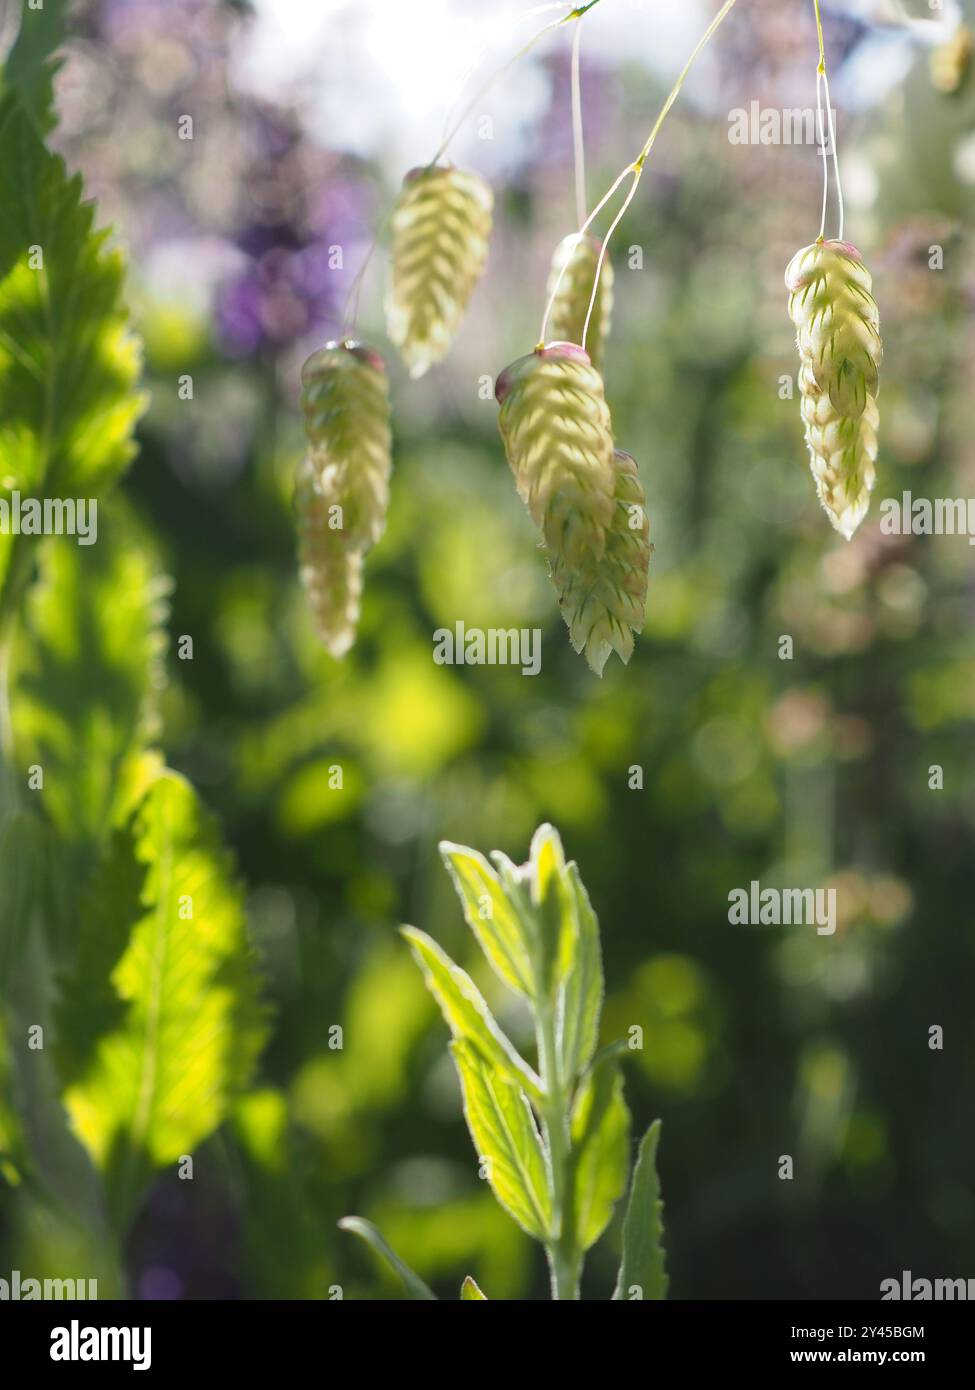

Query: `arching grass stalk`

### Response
(812, 0, 844, 241)
(540, 0, 741, 350)
(343, 2, 606, 337)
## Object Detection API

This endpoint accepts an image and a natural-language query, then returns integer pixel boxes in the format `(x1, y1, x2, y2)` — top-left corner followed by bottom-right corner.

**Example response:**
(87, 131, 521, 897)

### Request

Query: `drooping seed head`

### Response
(786, 238, 882, 540)
(386, 164, 493, 378)
(545, 233, 614, 370)
(295, 340, 392, 653)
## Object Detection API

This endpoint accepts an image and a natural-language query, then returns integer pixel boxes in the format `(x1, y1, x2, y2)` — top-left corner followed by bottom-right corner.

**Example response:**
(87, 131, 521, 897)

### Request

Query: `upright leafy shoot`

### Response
(342, 824, 666, 1300)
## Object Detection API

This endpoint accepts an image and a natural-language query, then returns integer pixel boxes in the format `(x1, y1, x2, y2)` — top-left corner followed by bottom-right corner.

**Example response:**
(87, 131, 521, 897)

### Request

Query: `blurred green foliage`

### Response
(2, 0, 975, 1299)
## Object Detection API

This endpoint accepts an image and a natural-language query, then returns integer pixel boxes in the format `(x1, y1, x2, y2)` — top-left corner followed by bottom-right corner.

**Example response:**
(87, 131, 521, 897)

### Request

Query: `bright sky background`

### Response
(230, 0, 959, 173)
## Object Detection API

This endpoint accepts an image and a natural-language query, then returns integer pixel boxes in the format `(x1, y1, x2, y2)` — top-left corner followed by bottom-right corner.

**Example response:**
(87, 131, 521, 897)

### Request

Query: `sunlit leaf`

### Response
(56, 771, 268, 1230)
(338, 1216, 437, 1300)
(0, 0, 145, 606)
(569, 1056, 629, 1252)
(612, 1120, 668, 1301)
(401, 926, 542, 1101)
(528, 823, 578, 999)
(460, 1274, 488, 1300)
(450, 1039, 552, 1242)
(558, 863, 603, 1085)
(440, 842, 536, 998)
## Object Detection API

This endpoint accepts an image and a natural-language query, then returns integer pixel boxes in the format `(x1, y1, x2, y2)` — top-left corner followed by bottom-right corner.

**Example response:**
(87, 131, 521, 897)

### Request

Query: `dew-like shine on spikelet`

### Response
(295, 340, 392, 656)
(545, 233, 614, 370)
(386, 164, 493, 378)
(786, 238, 882, 540)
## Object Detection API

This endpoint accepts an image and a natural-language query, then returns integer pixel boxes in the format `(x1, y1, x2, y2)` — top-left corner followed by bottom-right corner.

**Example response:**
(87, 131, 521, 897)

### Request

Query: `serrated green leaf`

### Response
(56, 770, 268, 1231)
(612, 1120, 668, 1301)
(528, 823, 577, 999)
(0, 8, 145, 606)
(460, 1274, 487, 1300)
(558, 863, 603, 1085)
(569, 1056, 629, 1252)
(401, 926, 542, 1100)
(440, 841, 536, 998)
(450, 1039, 553, 1242)
(12, 508, 168, 844)
(338, 1217, 437, 1300)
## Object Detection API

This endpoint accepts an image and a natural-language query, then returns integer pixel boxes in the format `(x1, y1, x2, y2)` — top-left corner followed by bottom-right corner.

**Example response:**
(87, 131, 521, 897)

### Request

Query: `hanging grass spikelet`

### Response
(296, 340, 392, 655)
(785, 238, 882, 541)
(549, 449, 651, 676)
(386, 164, 493, 378)
(294, 458, 364, 659)
(495, 342, 617, 573)
(545, 234, 614, 369)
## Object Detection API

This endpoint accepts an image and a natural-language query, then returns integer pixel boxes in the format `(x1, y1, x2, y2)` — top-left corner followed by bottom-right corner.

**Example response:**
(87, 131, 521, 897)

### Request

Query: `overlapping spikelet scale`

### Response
(386, 165, 493, 378)
(295, 341, 392, 656)
(786, 238, 882, 540)
(545, 233, 614, 369)
(549, 449, 651, 675)
(496, 346, 617, 569)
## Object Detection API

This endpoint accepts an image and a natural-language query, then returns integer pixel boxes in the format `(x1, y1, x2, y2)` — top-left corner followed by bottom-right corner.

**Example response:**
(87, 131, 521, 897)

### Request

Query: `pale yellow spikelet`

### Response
(386, 164, 493, 378)
(495, 343, 617, 571)
(295, 339, 391, 655)
(785, 238, 882, 540)
(930, 25, 972, 93)
(300, 340, 392, 549)
(549, 449, 651, 675)
(294, 457, 364, 659)
(545, 233, 614, 370)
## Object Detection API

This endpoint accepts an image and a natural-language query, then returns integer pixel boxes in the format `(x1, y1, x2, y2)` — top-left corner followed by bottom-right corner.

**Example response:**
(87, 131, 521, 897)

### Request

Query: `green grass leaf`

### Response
(440, 841, 536, 998)
(401, 926, 543, 1101)
(450, 1038, 553, 1242)
(569, 1056, 630, 1253)
(612, 1120, 668, 1300)
(56, 770, 268, 1231)
(528, 823, 578, 1000)
(460, 1274, 488, 1299)
(338, 1217, 437, 1300)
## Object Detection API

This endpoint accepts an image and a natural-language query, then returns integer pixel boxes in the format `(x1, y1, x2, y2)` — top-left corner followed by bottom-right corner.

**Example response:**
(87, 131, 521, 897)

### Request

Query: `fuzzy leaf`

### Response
(401, 926, 542, 1100)
(460, 1274, 487, 1300)
(440, 841, 536, 998)
(528, 823, 578, 1002)
(56, 771, 268, 1230)
(338, 1217, 437, 1300)
(558, 863, 604, 1086)
(450, 1039, 552, 1242)
(612, 1120, 668, 1300)
(569, 1056, 629, 1252)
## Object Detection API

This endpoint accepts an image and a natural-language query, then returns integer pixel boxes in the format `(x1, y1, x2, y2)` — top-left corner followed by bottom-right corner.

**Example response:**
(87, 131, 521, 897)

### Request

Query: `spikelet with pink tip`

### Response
(785, 238, 882, 540)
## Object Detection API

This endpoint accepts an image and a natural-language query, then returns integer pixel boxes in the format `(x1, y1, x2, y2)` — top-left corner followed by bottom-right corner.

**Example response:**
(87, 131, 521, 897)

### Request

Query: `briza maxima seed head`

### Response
(294, 457, 364, 659)
(386, 164, 493, 379)
(545, 233, 614, 370)
(786, 239, 882, 541)
(296, 339, 391, 655)
(299, 339, 392, 550)
(549, 449, 651, 676)
(495, 342, 617, 569)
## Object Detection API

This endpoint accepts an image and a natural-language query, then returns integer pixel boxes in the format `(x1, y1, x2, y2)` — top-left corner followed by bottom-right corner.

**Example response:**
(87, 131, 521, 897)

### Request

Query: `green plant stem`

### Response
(536, 999, 580, 1299)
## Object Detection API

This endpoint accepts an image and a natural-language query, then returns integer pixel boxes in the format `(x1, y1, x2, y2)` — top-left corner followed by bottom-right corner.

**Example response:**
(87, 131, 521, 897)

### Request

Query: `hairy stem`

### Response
(537, 999, 580, 1299)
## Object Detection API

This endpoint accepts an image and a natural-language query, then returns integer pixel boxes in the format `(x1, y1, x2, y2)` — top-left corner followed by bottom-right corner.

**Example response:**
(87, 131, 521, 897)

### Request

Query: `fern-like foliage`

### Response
(0, 0, 145, 610)
(56, 771, 268, 1231)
